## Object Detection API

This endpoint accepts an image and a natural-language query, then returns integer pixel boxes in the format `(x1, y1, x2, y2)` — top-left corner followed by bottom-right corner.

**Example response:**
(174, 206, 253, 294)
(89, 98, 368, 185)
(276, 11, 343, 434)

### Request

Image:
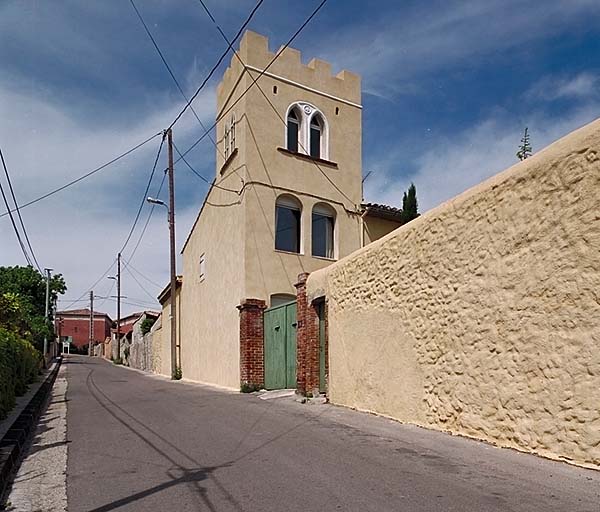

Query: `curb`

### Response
(0, 357, 62, 501)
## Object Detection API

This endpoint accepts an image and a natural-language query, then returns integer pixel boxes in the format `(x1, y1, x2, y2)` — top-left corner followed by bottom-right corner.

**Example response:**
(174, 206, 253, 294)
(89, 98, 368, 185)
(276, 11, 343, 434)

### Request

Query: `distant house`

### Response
(55, 309, 112, 350)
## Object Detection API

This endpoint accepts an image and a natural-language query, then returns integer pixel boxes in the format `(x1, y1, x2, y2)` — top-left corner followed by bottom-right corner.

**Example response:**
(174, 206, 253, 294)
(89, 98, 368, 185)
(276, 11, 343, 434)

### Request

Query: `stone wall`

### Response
(307, 119, 600, 468)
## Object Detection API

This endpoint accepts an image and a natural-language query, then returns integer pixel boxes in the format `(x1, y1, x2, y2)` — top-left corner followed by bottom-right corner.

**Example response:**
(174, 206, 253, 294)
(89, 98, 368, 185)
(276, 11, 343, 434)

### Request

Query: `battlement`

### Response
(217, 30, 361, 106)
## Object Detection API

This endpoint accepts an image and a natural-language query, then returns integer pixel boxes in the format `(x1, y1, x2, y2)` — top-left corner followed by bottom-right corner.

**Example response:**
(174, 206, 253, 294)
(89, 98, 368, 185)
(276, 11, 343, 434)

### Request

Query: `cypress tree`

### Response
(401, 183, 419, 223)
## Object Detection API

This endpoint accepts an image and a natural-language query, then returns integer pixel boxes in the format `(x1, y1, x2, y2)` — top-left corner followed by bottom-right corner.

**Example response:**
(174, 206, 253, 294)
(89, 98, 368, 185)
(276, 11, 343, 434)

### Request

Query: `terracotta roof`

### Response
(57, 308, 112, 319)
(361, 202, 404, 222)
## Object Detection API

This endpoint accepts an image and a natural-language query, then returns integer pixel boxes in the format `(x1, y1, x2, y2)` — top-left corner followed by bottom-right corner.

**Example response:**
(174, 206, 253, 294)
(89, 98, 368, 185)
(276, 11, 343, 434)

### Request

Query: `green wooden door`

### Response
(264, 301, 297, 389)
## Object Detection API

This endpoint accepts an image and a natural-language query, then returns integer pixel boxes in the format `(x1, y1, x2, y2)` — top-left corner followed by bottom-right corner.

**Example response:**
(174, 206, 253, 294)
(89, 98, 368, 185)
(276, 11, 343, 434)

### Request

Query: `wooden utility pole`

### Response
(89, 290, 94, 356)
(166, 128, 178, 378)
(116, 252, 121, 360)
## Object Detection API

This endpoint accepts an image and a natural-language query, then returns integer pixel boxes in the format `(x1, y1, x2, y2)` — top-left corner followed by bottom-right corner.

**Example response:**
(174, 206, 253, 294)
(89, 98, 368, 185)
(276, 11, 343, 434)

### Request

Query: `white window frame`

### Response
(311, 202, 336, 260)
(284, 102, 329, 160)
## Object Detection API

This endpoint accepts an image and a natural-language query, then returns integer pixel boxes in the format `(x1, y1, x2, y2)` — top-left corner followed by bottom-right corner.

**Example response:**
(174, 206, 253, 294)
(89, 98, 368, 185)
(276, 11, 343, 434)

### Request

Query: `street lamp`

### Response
(146, 194, 178, 378)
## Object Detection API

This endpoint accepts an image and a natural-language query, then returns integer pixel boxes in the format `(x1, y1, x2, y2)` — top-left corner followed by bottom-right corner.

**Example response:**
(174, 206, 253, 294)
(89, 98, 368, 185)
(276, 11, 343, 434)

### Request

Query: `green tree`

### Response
(0, 266, 66, 351)
(401, 183, 419, 224)
(516, 127, 532, 161)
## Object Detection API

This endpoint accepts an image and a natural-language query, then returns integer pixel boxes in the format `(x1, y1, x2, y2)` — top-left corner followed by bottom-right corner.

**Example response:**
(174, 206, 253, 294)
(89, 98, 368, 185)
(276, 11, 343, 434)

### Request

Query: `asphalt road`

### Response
(64, 355, 600, 512)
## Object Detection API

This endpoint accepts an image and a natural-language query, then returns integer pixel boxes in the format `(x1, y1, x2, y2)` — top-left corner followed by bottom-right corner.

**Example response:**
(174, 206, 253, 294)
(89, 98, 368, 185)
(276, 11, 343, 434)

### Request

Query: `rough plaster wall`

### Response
(313, 119, 600, 468)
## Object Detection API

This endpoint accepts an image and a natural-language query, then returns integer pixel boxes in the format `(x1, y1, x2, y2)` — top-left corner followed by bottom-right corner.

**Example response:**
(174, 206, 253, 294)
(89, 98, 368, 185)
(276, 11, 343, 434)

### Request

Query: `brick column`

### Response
(237, 298, 267, 390)
(295, 273, 321, 396)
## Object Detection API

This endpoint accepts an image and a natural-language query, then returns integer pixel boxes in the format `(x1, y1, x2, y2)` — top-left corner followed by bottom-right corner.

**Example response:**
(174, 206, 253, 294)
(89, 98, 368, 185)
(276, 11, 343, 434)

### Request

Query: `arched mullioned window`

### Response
(312, 202, 336, 259)
(285, 103, 328, 160)
(275, 194, 302, 254)
(287, 108, 300, 153)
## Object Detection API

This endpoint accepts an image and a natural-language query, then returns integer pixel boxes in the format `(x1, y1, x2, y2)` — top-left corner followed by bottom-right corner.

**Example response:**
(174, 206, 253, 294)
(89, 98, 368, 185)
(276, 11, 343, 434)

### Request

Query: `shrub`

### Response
(140, 318, 156, 336)
(0, 327, 40, 419)
(172, 366, 182, 380)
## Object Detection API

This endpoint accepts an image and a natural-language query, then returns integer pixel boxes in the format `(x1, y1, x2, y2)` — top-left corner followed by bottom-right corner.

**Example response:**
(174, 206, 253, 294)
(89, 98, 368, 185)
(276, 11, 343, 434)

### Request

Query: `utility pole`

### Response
(166, 128, 178, 378)
(89, 291, 94, 357)
(43, 268, 52, 363)
(116, 252, 121, 361)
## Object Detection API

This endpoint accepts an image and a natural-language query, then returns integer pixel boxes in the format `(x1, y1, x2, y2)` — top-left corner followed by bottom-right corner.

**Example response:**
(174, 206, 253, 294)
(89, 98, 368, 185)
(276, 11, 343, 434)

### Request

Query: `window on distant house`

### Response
(275, 195, 302, 253)
(199, 253, 206, 281)
(287, 108, 300, 153)
(312, 203, 335, 259)
(310, 114, 323, 159)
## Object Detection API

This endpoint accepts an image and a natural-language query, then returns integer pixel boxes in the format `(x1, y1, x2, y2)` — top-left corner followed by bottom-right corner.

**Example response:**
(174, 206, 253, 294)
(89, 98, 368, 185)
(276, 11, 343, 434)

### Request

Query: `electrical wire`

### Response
(122, 259, 163, 289)
(59, 259, 117, 311)
(174, 0, 329, 163)
(0, 174, 33, 267)
(119, 136, 165, 254)
(0, 147, 42, 272)
(0, 132, 163, 219)
(128, 0, 223, 158)
(195, 0, 355, 210)
(168, 0, 264, 130)
(123, 263, 159, 303)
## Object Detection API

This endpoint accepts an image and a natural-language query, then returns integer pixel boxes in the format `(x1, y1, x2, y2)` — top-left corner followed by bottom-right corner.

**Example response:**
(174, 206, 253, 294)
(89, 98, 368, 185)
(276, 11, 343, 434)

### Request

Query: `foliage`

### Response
(113, 357, 123, 365)
(0, 326, 41, 419)
(517, 127, 532, 161)
(140, 317, 156, 336)
(240, 382, 262, 393)
(172, 366, 182, 380)
(401, 183, 419, 224)
(0, 265, 67, 352)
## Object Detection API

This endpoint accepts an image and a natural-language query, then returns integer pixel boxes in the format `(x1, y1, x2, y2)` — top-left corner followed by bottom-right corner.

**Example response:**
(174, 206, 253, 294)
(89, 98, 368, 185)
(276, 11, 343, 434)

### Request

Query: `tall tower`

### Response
(216, 31, 363, 302)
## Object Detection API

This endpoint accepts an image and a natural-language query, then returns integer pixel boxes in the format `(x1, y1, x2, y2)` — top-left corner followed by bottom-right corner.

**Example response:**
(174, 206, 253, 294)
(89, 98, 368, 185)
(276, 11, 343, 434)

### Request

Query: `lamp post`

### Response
(147, 193, 177, 379)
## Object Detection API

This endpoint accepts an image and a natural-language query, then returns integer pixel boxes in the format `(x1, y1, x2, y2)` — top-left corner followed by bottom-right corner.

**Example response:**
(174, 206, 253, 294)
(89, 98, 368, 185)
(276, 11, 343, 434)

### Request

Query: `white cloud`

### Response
(364, 103, 600, 212)
(319, 0, 600, 97)
(526, 72, 599, 101)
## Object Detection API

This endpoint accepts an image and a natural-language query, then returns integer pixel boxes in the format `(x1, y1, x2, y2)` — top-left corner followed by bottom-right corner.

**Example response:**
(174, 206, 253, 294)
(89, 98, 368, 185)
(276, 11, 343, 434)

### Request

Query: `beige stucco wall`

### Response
(363, 216, 402, 245)
(156, 288, 181, 378)
(308, 118, 600, 468)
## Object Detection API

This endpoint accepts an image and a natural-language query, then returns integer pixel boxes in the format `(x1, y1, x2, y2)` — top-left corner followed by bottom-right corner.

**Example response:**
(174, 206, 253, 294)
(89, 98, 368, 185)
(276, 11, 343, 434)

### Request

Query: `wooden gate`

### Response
(264, 301, 297, 389)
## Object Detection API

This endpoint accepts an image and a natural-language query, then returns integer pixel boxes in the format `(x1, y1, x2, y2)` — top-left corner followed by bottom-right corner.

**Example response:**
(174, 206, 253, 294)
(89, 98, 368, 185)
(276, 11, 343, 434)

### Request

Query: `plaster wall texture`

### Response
(157, 288, 181, 378)
(176, 31, 364, 388)
(363, 216, 402, 245)
(308, 118, 600, 468)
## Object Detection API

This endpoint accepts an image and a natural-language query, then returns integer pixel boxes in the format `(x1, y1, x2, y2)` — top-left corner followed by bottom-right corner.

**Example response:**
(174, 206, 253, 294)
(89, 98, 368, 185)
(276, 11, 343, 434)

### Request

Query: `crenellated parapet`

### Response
(217, 30, 361, 108)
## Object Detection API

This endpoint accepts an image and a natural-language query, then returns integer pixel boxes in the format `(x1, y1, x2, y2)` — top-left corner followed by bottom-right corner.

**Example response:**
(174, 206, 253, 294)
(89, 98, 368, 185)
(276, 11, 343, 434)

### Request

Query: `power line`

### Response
(122, 259, 163, 289)
(195, 0, 355, 209)
(0, 131, 162, 219)
(128, 0, 223, 158)
(168, 0, 265, 130)
(119, 136, 165, 254)
(126, 170, 167, 263)
(123, 263, 159, 303)
(59, 259, 117, 311)
(0, 173, 33, 267)
(172, 141, 239, 193)
(0, 147, 42, 272)
(175, 0, 329, 163)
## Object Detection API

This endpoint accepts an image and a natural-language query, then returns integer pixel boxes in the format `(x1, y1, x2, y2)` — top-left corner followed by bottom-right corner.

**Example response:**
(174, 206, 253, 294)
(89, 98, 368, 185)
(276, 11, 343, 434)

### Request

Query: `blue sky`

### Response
(1, 0, 599, 315)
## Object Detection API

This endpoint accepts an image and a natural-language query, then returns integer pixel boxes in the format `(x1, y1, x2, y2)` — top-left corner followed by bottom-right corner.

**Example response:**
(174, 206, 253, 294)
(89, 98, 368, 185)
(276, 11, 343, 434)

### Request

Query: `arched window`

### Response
(287, 108, 300, 153)
(312, 203, 335, 259)
(275, 195, 302, 253)
(310, 114, 323, 159)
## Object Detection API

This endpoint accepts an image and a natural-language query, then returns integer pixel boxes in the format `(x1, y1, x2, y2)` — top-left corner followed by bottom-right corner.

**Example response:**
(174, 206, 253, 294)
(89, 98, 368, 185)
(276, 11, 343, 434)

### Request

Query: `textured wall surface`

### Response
(309, 119, 600, 468)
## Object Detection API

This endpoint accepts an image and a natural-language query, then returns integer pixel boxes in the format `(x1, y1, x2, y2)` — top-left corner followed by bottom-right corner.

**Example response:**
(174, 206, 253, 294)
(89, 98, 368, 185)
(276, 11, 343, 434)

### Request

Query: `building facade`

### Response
(56, 308, 112, 350)
(160, 31, 401, 389)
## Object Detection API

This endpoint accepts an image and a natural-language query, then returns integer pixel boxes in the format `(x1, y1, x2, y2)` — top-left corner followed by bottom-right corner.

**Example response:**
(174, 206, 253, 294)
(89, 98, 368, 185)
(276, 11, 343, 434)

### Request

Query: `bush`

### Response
(0, 327, 40, 419)
(140, 318, 156, 336)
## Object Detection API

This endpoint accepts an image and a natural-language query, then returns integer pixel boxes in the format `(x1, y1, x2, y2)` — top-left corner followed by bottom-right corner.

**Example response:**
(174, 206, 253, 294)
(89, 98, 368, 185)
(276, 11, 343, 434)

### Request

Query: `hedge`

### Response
(0, 327, 41, 420)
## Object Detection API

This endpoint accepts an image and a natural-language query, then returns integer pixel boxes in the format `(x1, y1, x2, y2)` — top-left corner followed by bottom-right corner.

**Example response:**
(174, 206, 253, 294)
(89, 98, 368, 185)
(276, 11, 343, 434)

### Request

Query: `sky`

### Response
(1, 0, 599, 317)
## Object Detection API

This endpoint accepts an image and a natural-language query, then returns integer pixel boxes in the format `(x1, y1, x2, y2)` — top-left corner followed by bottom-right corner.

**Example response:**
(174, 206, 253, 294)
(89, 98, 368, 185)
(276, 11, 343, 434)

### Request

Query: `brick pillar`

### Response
(237, 298, 267, 390)
(295, 273, 321, 396)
